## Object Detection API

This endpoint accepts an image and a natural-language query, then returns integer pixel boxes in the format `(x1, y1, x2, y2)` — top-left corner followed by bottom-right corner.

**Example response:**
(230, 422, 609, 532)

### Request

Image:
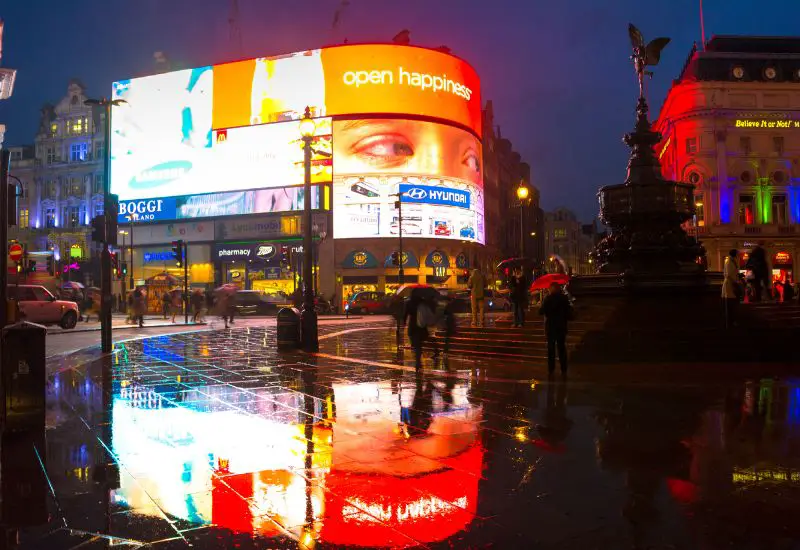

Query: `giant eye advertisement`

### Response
(331, 119, 484, 244)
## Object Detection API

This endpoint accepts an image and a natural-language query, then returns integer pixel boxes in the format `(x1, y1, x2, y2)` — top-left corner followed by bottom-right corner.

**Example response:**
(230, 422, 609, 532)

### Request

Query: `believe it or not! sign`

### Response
(734, 119, 799, 129)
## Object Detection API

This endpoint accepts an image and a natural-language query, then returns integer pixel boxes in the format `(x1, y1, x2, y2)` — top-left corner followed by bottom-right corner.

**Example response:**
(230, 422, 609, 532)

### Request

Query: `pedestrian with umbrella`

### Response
(538, 282, 573, 377)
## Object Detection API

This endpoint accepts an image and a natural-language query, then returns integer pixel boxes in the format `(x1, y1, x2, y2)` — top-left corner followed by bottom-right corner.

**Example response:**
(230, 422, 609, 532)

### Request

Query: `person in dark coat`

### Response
(404, 293, 431, 369)
(745, 243, 769, 302)
(509, 268, 528, 328)
(538, 282, 572, 376)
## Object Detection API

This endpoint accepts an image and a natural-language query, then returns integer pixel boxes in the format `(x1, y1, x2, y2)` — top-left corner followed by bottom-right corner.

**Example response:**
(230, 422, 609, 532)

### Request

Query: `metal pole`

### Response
(519, 203, 525, 258)
(100, 102, 112, 353)
(0, 149, 9, 329)
(120, 233, 126, 307)
(300, 132, 318, 352)
(129, 217, 134, 290)
(398, 196, 404, 285)
(184, 241, 189, 324)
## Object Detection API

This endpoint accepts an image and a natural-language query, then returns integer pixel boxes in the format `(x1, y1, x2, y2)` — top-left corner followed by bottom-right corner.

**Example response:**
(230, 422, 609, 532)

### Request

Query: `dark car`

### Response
(233, 291, 279, 316)
(345, 291, 387, 314)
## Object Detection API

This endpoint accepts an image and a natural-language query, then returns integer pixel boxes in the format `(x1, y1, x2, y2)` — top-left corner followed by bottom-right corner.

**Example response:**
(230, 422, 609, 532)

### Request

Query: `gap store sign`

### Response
(118, 198, 177, 223)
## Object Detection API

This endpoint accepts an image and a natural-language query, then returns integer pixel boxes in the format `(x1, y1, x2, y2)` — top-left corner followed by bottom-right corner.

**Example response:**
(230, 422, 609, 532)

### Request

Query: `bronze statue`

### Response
(628, 24, 670, 99)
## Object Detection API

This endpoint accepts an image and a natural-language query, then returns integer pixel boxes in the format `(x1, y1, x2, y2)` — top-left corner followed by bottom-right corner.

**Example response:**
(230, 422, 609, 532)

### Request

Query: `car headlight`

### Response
(489, 301, 494, 308)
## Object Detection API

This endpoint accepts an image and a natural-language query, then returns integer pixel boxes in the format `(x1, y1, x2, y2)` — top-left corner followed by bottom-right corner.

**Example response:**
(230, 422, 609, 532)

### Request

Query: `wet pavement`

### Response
(11, 321, 800, 548)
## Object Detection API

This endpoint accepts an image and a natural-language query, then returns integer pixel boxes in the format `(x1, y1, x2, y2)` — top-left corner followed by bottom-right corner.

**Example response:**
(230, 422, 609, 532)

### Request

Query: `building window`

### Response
(740, 136, 751, 155)
(772, 194, 788, 225)
(95, 142, 105, 160)
(19, 209, 29, 229)
(68, 206, 80, 229)
(738, 194, 755, 225)
(687, 172, 701, 185)
(94, 202, 104, 217)
(70, 142, 89, 162)
(45, 208, 56, 228)
(50, 123, 58, 138)
(553, 228, 567, 240)
(79, 205, 87, 226)
(773, 170, 786, 184)
(94, 174, 104, 194)
(46, 147, 56, 164)
(47, 181, 57, 198)
(773, 136, 784, 156)
(685, 137, 697, 155)
(695, 193, 705, 227)
(70, 177, 83, 196)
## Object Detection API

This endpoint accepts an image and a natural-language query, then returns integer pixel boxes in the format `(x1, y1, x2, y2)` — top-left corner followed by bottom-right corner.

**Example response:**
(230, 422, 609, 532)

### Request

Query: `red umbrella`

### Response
(530, 273, 569, 291)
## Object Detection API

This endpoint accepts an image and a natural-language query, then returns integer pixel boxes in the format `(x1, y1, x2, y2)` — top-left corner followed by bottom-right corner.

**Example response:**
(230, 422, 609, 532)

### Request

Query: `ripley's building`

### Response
(656, 36, 800, 282)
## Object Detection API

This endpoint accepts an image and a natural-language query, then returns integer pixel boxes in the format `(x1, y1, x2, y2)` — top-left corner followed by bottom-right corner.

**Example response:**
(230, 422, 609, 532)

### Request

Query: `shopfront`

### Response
(214, 241, 300, 295)
(340, 250, 380, 308)
(383, 250, 420, 295)
(772, 251, 793, 284)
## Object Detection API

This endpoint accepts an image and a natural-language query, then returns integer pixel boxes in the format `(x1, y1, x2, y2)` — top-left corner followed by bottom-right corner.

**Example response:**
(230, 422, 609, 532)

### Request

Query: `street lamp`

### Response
(85, 97, 127, 354)
(119, 229, 128, 306)
(516, 183, 530, 258)
(299, 107, 318, 352)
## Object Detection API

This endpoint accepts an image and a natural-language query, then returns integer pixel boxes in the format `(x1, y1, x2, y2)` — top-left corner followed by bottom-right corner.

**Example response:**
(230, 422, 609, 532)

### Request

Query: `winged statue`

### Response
(629, 24, 670, 98)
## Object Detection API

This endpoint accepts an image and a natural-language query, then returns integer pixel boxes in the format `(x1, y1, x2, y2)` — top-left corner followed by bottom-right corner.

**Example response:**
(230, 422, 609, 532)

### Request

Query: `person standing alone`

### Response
(509, 268, 528, 328)
(467, 268, 486, 327)
(539, 283, 572, 376)
(722, 249, 741, 328)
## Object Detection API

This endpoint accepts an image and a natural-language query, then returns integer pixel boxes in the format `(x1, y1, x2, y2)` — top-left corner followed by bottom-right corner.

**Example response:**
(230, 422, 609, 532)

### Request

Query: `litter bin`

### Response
(1, 322, 47, 432)
(276, 307, 301, 349)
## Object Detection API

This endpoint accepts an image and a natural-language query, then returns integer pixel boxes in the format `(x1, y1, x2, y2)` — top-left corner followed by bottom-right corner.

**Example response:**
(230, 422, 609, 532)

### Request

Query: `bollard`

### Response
(1, 321, 47, 432)
(276, 307, 301, 350)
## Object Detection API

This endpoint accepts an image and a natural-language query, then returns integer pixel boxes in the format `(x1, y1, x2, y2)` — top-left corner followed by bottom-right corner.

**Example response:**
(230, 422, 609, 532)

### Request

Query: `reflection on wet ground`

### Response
(11, 323, 800, 548)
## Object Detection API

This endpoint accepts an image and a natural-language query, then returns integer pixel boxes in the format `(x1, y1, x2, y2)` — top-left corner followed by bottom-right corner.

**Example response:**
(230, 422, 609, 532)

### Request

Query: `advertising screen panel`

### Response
(211, 45, 481, 135)
(331, 119, 484, 243)
(110, 72, 332, 201)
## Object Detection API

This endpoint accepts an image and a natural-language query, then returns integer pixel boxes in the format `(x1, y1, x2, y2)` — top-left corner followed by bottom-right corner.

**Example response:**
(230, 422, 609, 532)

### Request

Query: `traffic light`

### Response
(391, 251, 400, 266)
(172, 240, 184, 268)
(106, 194, 119, 246)
(90, 215, 106, 243)
(110, 252, 119, 278)
(121, 262, 128, 276)
(28, 260, 36, 274)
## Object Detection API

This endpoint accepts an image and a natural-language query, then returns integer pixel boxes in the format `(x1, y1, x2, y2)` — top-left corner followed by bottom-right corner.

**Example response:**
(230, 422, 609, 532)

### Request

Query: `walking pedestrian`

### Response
(404, 292, 435, 369)
(745, 242, 770, 302)
(538, 282, 572, 376)
(467, 268, 486, 327)
(509, 268, 528, 328)
(191, 289, 204, 323)
(133, 287, 146, 328)
(161, 291, 170, 319)
(82, 293, 95, 323)
(170, 290, 182, 323)
(722, 249, 741, 329)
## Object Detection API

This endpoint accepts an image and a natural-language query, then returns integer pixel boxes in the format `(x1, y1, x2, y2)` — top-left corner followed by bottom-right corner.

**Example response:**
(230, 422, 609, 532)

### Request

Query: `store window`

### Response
(685, 137, 697, 155)
(694, 193, 705, 227)
(738, 194, 755, 225)
(773, 136, 784, 156)
(45, 208, 56, 228)
(70, 142, 89, 162)
(19, 209, 29, 229)
(740, 136, 751, 155)
(772, 194, 788, 225)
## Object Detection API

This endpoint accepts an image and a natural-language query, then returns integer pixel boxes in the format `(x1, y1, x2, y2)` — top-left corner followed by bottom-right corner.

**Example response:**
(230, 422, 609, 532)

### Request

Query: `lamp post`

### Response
(299, 107, 318, 352)
(127, 215, 135, 290)
(119, 229, 128, 306)
(85, 97, 126, 354)
(516, 184, 530, 258)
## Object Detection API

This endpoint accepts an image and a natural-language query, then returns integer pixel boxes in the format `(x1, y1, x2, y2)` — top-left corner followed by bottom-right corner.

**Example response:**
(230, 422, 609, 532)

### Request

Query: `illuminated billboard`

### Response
(110, 44, 482, 239)
(332, 118, 484, 243)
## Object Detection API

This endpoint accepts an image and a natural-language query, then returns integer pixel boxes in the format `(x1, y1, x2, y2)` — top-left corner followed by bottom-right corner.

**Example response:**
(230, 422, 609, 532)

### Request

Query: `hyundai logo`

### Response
(405, 188, 427, 200)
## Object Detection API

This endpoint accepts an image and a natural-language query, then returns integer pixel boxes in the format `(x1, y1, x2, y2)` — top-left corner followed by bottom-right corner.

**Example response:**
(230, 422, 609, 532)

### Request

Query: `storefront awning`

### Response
(342, 250, 379, 269)
(383, 250, 420, 268)
(424, 250, 450, 268)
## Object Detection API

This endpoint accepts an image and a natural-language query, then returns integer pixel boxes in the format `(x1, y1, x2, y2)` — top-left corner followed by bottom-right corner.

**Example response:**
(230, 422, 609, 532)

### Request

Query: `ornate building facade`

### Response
(9, 80, 106, 276)
(655, 36, 800, 280)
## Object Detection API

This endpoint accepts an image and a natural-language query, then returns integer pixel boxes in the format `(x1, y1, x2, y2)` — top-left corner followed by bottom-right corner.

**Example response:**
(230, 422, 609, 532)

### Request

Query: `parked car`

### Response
(485, 289, 511, 311)
(233, 291, 279, 316)
(8, 285, 79, 329)
(345, 291, 387, 314)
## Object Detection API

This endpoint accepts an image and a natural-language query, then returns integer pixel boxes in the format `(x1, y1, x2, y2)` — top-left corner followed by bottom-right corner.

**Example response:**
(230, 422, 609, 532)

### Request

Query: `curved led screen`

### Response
(109, 44, 483, 238)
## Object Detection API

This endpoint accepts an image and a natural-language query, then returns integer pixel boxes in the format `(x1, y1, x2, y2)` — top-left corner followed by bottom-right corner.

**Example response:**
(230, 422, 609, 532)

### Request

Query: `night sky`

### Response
(1, 0, 799, 221)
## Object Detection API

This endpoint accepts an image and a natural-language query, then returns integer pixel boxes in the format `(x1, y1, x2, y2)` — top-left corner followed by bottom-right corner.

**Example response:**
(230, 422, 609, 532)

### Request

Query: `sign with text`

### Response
(734, 119, 799, 129)
(118, 198, 177, 223)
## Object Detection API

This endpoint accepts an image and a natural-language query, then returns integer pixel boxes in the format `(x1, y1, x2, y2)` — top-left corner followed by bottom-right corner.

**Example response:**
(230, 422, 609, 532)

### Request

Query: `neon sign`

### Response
(735, 119, 799, 129)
